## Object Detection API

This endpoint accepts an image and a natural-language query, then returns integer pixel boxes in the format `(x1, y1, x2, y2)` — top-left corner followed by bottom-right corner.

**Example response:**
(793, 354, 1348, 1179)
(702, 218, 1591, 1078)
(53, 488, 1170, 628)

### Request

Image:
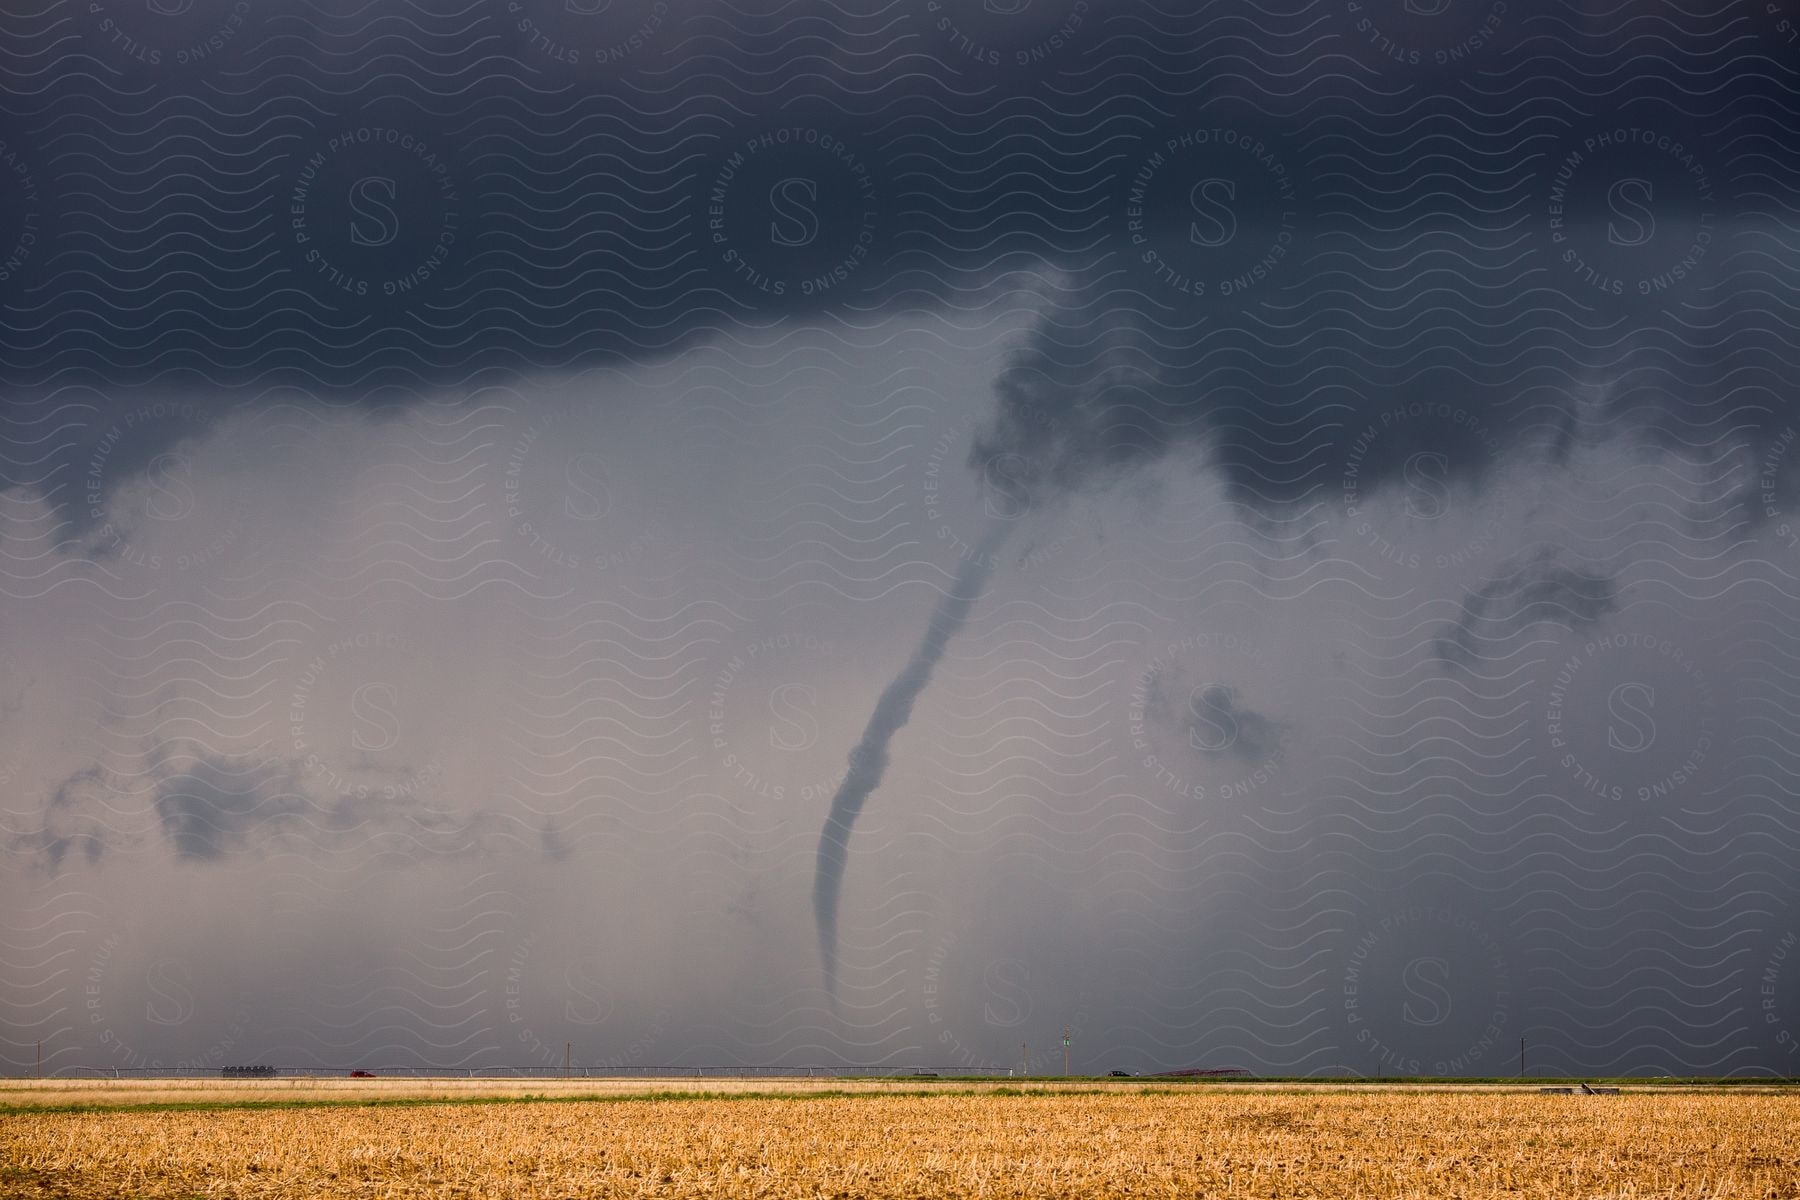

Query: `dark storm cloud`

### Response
(967, 284, 1551, 513)
(1433, 548, 1618, 670)
(969, 228, 1800, 521)
(3, 0, 1790, 525)
(0, 7, 1754, 379)
(0, 391, 374, 552)
(9, 395, 241, 547)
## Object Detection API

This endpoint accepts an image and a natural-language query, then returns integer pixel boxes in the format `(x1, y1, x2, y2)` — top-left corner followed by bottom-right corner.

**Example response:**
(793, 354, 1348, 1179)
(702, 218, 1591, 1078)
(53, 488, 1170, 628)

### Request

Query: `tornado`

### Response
(812, 524, 1010, 1000)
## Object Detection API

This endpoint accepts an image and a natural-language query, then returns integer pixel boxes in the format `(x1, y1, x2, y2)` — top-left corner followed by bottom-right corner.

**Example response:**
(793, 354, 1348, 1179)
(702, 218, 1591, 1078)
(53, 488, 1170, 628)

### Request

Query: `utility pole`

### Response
(1062, 1027, 1071, 1077)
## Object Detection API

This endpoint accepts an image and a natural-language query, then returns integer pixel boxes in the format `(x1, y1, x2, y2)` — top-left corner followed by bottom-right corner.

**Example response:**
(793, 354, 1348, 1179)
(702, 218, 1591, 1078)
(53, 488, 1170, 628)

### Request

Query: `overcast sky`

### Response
(0, 0, 1797, 1078)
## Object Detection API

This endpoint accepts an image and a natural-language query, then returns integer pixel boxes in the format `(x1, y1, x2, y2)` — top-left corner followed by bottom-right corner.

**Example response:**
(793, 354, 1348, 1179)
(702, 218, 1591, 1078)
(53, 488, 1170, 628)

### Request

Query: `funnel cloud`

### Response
(813, 525, 1010, 1000)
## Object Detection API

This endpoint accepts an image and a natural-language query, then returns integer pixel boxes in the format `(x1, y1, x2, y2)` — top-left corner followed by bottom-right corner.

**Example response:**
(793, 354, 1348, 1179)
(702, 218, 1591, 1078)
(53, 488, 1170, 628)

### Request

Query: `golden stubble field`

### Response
(1, 1079, 1795, 1198)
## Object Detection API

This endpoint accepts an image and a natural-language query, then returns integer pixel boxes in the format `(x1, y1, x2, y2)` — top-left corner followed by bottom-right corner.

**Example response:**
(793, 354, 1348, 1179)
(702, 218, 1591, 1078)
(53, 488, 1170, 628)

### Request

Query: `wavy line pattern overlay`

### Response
(0, 0, 1797, 1078)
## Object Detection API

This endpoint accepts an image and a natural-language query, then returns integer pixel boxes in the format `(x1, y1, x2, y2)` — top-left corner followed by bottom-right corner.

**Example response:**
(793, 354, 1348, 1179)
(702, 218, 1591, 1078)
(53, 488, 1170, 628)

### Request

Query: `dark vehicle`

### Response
(1109, 1069, 1134, 1077)
(348, 1070, 377, 1078)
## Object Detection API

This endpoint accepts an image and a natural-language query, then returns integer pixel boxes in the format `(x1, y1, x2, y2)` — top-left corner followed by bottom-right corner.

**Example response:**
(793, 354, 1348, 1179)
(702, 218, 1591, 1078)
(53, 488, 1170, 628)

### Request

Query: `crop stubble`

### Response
(1, 1085, 1795, 1198)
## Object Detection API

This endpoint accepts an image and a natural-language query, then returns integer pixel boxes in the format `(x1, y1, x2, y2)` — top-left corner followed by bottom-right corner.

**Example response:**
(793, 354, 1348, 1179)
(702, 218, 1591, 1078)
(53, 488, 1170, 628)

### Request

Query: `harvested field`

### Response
(1, 1079, 1795, 1198)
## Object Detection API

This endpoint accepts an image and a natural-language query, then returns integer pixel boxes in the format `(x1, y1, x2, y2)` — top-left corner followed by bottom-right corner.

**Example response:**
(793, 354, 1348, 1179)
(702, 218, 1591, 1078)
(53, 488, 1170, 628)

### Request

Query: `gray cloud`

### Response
(16, 765, 113, 874)
(150, 751, 311, 862)
(18, 740, 512, 872)
(1167, 683, 1288, 770)
(1434, 549, 1619, 671)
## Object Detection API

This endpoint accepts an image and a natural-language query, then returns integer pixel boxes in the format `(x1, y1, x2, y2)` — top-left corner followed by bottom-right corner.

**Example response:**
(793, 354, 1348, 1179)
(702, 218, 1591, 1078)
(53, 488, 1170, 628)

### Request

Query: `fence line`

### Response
(36, 1064, 1031, 1080)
